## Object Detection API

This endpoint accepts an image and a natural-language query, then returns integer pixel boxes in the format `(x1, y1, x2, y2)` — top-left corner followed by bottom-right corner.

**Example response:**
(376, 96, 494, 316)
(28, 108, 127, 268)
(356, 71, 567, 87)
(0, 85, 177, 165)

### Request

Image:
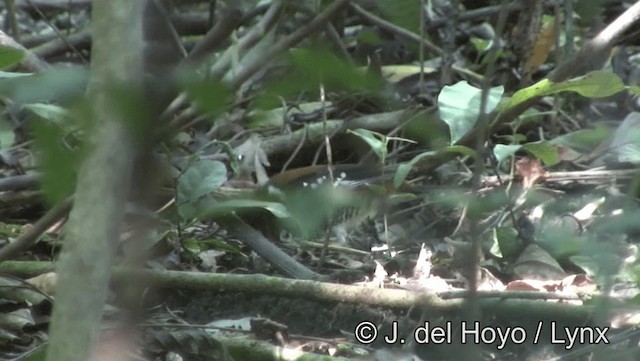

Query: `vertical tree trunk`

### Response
(46, 1, 144, 360)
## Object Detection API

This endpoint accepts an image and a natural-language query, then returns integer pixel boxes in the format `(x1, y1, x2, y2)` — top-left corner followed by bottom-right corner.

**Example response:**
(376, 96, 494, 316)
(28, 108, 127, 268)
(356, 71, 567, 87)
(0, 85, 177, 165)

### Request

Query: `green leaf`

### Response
(522, 140, 559, 165)
(0, 67, 88, 104)
(470, 37, 491, 53)
(545, 70, 624, 98)
(207, 140, 241, 175)
(348, 128, 387, 160)
(442, 145, 477, 158)
(438, 81, 504, 144)
(177, 198, 207, 220)
(494, 227, 521, 259)
(395, 151, 436, 188)
(0, 70, 31, 78)
(177, 160, 227, 204)
(0, 45, 24, 69)
(503, 79, 553, 111)
(23, 103, 71, 125)
(503, 71, 624, 112)
(493, 144, 521, 164)
(498, 134, 523, 143)
(182, 237, 202, 254)
(31, 121, 80, 204)
(494, 141, 558, 165)
(550, 125, 611, 153)
(604, 112, 640, 164)
(628, 85, 640, 95)
(389, 192, 417, 203)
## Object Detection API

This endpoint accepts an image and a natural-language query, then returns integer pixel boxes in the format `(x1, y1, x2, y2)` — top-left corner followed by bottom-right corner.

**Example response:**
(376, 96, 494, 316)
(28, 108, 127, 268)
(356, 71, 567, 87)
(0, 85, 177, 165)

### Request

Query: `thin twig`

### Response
(0, 196, 73, 261)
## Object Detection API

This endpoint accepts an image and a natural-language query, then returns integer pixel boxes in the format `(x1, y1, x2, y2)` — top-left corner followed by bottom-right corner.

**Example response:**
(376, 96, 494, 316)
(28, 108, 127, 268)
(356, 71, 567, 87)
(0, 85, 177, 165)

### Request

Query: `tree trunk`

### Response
(45, 1, 144, 360)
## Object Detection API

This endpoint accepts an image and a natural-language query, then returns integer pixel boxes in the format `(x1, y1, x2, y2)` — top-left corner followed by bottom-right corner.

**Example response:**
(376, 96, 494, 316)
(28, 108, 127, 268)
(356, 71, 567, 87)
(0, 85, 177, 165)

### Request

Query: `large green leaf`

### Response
(438, 81, 504, 144)
(177, 160, 227, 204)
(493, 226, 521, 259)
(493, 144, 521, 164)
(605, 112, 640, 164)
(494, 141, 559, 165)
(522, 141, 559, 165)
(349, 128, 387, 161)
(547, 70, 624, 98)
(503, 70, 624, 112)
(0, 67, 88, 104)
(550, 125, 611, 153)
(31, 121, 80, 204)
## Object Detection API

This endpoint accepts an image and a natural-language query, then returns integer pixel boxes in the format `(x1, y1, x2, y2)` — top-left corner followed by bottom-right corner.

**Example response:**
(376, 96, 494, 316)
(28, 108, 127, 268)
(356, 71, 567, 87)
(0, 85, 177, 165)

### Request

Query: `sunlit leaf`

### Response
(503, 71, 624, 112)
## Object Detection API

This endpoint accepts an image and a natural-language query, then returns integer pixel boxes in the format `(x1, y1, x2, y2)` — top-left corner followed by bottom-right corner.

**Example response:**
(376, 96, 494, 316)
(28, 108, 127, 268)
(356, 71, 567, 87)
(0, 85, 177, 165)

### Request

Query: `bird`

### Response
(263, 163, 396, 245)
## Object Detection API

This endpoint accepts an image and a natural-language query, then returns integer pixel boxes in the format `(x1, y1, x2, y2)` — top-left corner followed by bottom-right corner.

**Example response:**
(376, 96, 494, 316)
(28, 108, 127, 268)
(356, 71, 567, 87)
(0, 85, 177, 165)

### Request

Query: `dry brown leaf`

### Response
(523, 21, 556, 80)
(506, 280, 546, 292)
(26, 272, 57, 295)
(515, 157, 548, 189)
